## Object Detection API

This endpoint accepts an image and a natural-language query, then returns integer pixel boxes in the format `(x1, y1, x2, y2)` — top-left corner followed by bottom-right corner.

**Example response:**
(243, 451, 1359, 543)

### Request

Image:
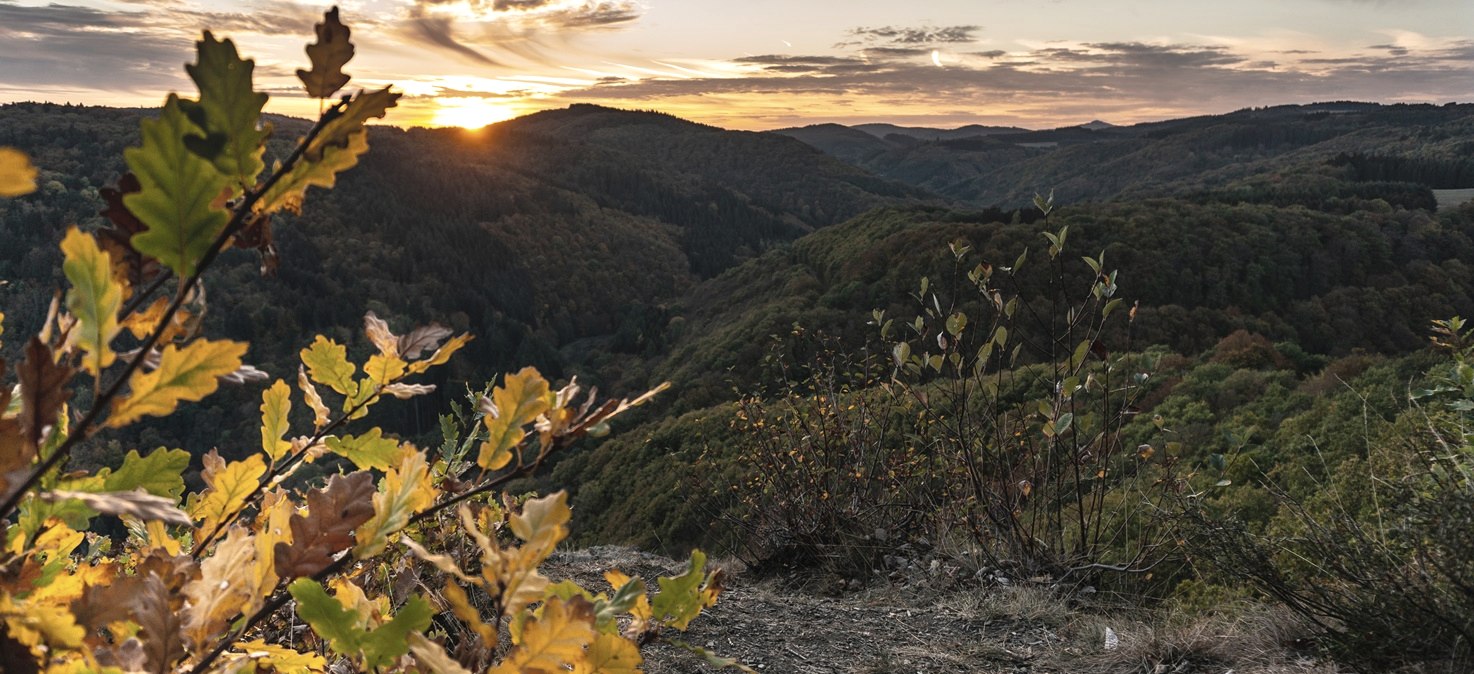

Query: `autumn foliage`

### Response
(0, 8, 734, 673)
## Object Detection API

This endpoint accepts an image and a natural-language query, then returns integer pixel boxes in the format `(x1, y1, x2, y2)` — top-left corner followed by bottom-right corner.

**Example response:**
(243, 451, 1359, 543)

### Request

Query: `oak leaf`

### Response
(60, 227, 123, 376)
(397, 323, 452, 360)
(490, 596, 597, 674)
(15, 337, 73, 464)
(260, 379, 292, 461)
(408, 332, 471, 374)
(181, 32, 269, 190)
(0, 146, 37, 197)
(254, 128, 369, 215)
(300, 335, 356, 396)
(40, 489, 190, 526)
(189, 452, 266, 536)
(363, 311, 398, 357)
(354, 448, 436, 557)
(99, 447, 189, 499)
(298, 364, 331, 429)
(573, 633, 644, 674)
(273, 472, 375, 579)
(296, 7, 353, 98)
(307, 87, 399, 161)
(123, 95, 231, 278)
(478, 367, 551, 470)
(108, 339, 246, 427)
(408, 633, 473, 674)
(233, 639, 327, 674)
(182, 527, 260, 648)
(132, 574, 187, 672)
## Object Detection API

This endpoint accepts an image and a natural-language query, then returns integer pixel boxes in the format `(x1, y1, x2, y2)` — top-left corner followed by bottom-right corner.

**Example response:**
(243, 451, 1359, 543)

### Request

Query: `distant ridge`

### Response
(768, 101, 1474, 207)
(849, 122, 1029, 141)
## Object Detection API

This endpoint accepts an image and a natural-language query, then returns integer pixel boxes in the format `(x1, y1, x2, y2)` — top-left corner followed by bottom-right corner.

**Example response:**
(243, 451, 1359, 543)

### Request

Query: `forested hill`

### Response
(773, 102, 1474, 207)
(0, 101, 927, 367)
(4, 99, 1474, 473)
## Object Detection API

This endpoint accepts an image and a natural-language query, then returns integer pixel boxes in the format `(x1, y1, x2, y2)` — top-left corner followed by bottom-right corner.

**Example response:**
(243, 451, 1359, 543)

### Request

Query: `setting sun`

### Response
(429, 98, 523, 129)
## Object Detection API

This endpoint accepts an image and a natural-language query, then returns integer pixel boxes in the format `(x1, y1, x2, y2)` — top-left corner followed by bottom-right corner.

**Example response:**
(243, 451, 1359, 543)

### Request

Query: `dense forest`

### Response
(5, 94, 1474, 671)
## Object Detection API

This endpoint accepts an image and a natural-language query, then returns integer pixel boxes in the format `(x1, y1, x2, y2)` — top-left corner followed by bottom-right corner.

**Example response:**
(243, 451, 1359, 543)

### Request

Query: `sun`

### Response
(430, 98, 523, 129)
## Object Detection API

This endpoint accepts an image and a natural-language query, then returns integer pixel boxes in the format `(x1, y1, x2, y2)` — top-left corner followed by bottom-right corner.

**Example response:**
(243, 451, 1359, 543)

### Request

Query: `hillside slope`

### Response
(774, 103, 1474, 207)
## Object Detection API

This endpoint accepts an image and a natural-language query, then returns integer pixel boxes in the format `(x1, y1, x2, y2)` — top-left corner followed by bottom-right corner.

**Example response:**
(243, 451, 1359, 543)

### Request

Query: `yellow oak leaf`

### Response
(0, 146, 38, 197)
(260, 379, 292, 462)
(234, 639, 328, 674)
(572, 632, 644, 674)
(252, 489, 296, 595)
(443, 582, 496, 648)
(182, 527, 259, 649)
(491, 596, 597, 674)
(408, 332, 471, 374)
(299, 335, 356, 396)
(478, 367, 551, 470)
(108, 339, 247, 427)
(0, 593, 86, 651)
(60, 227, 124, 376)
(298, 364, 331, 429)
(189, 452, 266, 536)
(408, 632, 473, 674)
(255, 127, 369, 215)
(354, 447, 436, 557)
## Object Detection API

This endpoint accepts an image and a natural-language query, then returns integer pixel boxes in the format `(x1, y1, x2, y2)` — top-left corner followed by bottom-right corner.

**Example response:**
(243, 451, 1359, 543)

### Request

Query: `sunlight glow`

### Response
(430, 98, 524, 129)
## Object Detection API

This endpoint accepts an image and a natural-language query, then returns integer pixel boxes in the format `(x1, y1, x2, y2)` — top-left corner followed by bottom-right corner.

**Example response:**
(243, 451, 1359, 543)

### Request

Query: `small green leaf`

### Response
(945, 312, 967, 337)
(360, 597, 432, 667)
(290, 579, 363, 657)
(892, 342, 911, 368)
(100, 447, 190, 499)
(652, 550, 715, 631)
(325, 429, 400, 471)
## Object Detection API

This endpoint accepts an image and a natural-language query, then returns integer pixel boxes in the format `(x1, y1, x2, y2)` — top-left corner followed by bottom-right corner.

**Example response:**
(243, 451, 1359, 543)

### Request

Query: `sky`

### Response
(1, 0, 1472, 130)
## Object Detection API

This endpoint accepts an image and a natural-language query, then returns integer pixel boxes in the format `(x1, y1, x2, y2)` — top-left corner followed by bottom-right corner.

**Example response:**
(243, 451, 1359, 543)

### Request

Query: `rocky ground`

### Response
(543, 547, 1334, 674)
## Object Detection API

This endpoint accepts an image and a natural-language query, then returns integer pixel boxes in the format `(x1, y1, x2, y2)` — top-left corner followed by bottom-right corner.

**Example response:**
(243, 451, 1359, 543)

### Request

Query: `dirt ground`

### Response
(543, 546, 1330, 674)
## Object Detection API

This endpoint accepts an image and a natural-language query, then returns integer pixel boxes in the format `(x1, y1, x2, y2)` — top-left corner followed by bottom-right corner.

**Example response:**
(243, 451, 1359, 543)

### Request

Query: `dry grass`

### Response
(1054, 604, 1335, 674)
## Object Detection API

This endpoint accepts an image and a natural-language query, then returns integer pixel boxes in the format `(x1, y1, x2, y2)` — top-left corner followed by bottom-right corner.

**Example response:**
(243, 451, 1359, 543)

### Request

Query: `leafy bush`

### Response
(1181, 317, 1474, 670)
(728, 200, 1185, 583)
(0, 11, 739, 673)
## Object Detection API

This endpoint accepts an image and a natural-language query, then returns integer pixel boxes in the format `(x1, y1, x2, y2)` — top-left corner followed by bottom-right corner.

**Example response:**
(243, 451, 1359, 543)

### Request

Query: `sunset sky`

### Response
(1, 0, 1471, 130)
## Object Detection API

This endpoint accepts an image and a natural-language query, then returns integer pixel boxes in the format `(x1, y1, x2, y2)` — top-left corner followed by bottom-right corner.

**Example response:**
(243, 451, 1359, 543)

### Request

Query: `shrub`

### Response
(0, 11, 739, 673)
(728, 199, 1185, 584)
(1181, 317, 1474, 670)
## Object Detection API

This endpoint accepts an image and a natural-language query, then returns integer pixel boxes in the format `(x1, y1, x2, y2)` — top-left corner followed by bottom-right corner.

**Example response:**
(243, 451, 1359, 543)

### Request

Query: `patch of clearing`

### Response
(545, 547, 1337, 673)
(1433, 188, 1474, 210)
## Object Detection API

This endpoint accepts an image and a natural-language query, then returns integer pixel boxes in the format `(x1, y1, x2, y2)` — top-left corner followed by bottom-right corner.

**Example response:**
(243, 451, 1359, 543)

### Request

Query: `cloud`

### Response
(0, 3, 189, 90)
(401, 0, 641, 65)
(551, 38, 1474, 127)
(845, 25, 980, 45)
(407, 15, 501, 65)
(0, 1, 330, 94)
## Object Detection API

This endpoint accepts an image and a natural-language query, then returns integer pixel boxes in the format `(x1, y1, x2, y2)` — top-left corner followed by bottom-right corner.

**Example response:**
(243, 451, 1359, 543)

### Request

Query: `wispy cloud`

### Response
(843, 25, 981, 46)
(0, 2, 1469, 130)
(552, 34, 1474, 127)
(401, 0, 641, 65)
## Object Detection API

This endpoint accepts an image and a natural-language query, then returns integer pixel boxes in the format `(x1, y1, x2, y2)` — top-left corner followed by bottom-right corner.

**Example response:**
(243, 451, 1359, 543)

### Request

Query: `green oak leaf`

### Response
(324, 429, 400, 471)
(181, 31, 270, 192)
(124, 95, 231, 278)
(99, 447, 190, 500)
